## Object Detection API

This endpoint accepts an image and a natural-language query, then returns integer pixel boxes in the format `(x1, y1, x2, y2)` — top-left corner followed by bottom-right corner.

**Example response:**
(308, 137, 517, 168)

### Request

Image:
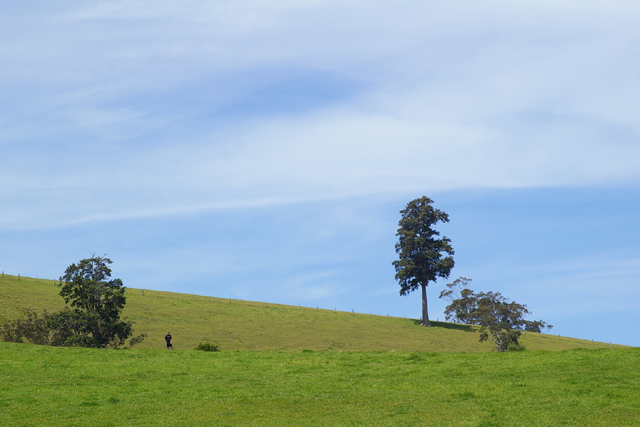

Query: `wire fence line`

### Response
(131, 287, 398, 319)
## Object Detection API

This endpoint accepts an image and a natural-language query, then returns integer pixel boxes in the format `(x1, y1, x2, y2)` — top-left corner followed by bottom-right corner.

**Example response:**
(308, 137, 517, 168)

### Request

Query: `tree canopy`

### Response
(440, 277, 552, 351)
(393, 196, 454, 327)
(58, 255, 133, 348)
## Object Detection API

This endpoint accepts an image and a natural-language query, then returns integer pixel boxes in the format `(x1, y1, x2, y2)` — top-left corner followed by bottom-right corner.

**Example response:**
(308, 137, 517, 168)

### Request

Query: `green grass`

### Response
(1, 342, 638, 426)
(0, 274, 624, 352)
(1, 273, 638, 425)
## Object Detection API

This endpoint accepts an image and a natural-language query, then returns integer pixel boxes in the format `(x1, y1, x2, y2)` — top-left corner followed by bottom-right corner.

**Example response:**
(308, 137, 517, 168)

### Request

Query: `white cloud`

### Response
(2, 0, 640, 231)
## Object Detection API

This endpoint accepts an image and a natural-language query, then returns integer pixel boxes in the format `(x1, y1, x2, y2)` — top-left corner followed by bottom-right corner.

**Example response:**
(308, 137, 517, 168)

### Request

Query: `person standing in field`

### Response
(165, 331, 173, 350)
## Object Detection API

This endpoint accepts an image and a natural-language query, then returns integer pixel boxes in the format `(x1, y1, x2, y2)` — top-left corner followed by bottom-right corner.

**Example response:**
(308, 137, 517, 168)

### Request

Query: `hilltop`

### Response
(0, 274, 622, 351)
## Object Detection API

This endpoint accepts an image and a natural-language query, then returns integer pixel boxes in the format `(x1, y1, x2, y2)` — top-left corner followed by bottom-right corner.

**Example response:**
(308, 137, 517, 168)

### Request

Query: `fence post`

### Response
(352, 309, 354, 316)
(142, 289, 144, 296)
(18, 274, 20, 280)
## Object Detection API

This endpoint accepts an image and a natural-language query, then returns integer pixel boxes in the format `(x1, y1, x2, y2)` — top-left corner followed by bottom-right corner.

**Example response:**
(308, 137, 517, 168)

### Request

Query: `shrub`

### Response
(508, 343, 526, 352)
(0, 309, 50, 345)
(195, 342, 220, 352)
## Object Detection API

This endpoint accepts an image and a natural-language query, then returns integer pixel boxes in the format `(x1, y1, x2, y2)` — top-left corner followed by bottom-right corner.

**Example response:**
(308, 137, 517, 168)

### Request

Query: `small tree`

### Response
(58, 255, 133, 348)
(474, 292, 529, 352)
(393, 197, 454, 327)
(440, 278, 552, 351)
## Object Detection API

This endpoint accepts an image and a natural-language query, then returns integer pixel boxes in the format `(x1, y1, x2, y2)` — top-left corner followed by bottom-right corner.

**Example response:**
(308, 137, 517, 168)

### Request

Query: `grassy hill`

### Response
(2, 274, 639, 426)
(0, 274, 623, 352)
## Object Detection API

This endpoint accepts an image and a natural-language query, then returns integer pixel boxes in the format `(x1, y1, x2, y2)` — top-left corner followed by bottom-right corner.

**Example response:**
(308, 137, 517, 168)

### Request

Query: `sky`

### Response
(1, 0, 639, 347)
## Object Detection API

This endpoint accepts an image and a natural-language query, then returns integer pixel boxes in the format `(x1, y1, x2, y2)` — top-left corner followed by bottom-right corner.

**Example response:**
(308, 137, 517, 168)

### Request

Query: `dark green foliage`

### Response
(55, 255, 133, 348)
(475, 292, 530, 352)
(0, 309, 50, 345)
(0, 255, 137, 348)
(440, 277, 552, 352)
(523, 319, 551, 333)
(0, 307, 86, 346)
(129, 334, 148, 347)
(393, 196, 454, 326)
(195, 342, 220, 352)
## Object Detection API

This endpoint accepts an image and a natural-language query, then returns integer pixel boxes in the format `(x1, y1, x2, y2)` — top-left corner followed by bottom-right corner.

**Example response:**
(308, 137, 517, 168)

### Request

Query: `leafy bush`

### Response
(0, 308, 49, 345)
(508, 344, 526, 352)
(195, 342, 220, 352)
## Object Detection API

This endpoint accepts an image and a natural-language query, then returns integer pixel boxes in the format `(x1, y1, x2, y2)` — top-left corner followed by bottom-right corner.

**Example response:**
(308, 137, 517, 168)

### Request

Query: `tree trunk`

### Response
(421, 283, 431, 327)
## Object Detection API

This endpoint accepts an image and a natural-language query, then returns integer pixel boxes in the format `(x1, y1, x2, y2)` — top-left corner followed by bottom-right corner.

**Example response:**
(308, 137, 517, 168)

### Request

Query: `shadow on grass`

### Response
(411, 319, 474, 332)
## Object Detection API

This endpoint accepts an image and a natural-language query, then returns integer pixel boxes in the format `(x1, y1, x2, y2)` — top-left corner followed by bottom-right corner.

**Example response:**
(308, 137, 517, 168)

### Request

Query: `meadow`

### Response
(1, 343, 638, 426)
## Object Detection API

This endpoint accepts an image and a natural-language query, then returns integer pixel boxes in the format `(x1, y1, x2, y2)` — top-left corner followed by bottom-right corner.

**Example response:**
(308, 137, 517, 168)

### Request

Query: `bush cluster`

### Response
(195, 342, 220, 352)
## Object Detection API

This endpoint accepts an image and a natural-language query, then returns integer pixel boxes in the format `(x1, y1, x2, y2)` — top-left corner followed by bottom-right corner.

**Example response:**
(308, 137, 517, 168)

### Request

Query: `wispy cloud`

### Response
(3, 1, 640, 231)
(2, 1, 640, 345)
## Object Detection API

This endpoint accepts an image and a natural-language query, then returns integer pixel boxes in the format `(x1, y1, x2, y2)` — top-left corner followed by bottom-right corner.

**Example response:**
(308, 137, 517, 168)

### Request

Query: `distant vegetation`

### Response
(440, 277, 552, 352)
(393, 197, 550, 353)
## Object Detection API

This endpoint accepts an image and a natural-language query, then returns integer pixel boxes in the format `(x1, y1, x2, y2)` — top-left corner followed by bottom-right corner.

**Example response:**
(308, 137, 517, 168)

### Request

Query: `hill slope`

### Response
(0, 274, 622, 351)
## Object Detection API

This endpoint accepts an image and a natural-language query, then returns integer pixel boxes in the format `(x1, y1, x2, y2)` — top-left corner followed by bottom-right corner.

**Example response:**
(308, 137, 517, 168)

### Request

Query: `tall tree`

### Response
(393, 196, 455, 326)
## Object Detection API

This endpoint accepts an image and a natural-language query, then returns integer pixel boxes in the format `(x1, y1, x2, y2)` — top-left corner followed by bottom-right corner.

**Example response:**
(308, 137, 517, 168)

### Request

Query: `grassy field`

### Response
(0, 274, 624, 352)
(1, 342, 638, 426)
(1, 274, 638, 426)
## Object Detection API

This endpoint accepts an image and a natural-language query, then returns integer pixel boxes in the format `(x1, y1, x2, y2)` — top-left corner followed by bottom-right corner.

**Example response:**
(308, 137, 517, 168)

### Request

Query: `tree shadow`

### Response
(412, 319, 474, 332)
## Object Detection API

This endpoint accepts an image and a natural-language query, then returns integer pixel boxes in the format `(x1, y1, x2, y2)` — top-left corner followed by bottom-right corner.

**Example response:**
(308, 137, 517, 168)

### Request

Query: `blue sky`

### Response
(1, 1, 639, 346)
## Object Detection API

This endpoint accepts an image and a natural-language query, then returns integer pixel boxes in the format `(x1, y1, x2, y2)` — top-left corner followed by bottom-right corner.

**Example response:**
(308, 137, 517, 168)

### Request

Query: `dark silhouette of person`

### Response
(165, 331, 173, 350)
